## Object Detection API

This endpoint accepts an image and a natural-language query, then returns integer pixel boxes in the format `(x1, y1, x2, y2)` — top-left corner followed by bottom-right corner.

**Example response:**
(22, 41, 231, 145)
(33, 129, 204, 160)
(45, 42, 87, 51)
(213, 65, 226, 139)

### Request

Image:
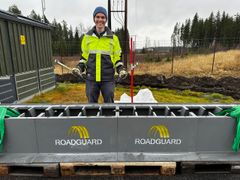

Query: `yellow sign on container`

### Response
(20, 35, 26, 45)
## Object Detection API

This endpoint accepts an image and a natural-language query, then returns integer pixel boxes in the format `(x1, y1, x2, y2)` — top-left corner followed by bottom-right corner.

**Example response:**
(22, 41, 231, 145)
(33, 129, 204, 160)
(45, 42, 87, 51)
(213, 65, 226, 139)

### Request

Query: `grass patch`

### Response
(54, 50, 240, 78)
(26, 83, 239, 104)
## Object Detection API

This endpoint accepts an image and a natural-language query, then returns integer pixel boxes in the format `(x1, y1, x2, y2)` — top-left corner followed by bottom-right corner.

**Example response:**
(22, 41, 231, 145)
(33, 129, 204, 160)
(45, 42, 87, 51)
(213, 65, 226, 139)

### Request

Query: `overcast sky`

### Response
(1, 0, 240, 47)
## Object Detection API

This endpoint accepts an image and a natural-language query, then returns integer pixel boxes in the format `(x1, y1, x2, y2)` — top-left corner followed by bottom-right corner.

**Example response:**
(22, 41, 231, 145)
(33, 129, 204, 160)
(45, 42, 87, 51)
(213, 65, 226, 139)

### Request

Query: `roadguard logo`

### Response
(135, 124, 182, 145)
(68, 126, 90, 139)
(55, 126, 103, 146)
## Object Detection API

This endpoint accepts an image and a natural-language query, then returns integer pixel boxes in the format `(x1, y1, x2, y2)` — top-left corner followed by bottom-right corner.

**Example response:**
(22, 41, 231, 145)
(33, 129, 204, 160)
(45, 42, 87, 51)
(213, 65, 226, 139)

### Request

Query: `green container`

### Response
(0, 10, 55, 103)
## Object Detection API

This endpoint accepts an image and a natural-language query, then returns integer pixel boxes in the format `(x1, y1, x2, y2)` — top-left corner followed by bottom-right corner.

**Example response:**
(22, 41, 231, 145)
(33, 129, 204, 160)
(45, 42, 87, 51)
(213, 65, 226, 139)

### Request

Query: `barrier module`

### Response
(0, 104, 239, 163)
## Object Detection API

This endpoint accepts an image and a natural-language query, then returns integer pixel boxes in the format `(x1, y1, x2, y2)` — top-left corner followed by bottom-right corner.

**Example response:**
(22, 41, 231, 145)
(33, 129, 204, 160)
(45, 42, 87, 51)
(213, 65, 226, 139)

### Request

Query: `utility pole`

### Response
(107, 0, 128, 68)
(124, 0, 128, 68)
(41, 0, 46, 22)
(108, 0, 112, 29)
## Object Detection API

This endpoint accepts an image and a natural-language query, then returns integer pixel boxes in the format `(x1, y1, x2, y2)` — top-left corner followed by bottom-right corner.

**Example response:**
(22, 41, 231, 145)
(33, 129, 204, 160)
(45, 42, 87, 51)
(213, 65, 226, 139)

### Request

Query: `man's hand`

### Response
(72, 68, 81, 77)
(72, 68, 86, 79)
(119, 68, 128, 80)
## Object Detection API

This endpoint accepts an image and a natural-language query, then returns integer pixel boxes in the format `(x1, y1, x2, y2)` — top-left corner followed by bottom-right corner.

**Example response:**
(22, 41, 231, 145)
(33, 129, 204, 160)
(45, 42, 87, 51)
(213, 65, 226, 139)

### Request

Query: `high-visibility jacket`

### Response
(79, 26, 123, 82)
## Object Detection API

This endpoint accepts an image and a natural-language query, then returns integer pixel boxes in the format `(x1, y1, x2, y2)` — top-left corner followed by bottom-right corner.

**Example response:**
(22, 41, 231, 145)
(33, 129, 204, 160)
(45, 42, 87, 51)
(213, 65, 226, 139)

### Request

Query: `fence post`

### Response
(171, 44, 175, 74)
(211, 38, 216, 74)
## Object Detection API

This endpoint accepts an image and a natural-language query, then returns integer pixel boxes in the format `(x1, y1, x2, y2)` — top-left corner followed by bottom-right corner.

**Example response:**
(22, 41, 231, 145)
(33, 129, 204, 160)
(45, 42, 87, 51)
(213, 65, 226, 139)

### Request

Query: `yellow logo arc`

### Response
(148, 125, 170, 138)
(68, 126, 90, 139)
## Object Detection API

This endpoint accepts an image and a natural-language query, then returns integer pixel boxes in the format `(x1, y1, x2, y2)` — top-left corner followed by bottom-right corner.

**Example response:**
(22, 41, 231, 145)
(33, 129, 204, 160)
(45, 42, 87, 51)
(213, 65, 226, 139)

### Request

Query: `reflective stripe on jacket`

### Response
(81, 27, 123, 82)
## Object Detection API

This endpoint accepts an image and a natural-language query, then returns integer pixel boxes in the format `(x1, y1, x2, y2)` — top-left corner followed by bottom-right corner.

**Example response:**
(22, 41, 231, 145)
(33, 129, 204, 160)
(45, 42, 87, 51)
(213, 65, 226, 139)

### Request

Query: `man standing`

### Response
(73, 6, 127, 103)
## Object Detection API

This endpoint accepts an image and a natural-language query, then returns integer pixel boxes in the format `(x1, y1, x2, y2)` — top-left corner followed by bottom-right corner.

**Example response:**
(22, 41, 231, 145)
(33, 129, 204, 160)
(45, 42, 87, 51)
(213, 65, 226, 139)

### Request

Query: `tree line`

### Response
(7, 4, 127, 57)
(171, 11, 240, 51)
(8, 4, 88, 56)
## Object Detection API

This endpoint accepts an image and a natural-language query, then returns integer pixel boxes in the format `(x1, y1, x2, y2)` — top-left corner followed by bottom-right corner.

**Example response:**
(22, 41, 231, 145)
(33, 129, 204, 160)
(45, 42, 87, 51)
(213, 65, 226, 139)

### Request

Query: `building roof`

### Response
(0, 9, 51, 29)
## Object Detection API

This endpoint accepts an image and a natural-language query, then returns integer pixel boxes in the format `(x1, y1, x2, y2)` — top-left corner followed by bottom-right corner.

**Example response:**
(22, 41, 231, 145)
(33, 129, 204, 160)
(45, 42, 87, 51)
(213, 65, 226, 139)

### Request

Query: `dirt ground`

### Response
(56, 74, 240, 100)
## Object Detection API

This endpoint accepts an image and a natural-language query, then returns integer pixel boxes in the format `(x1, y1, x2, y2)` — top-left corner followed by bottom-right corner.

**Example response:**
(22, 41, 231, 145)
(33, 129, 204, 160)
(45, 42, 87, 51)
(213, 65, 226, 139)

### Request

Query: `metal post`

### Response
(211, 38, 216, 74)
(41, 0, 46, 22)
(171, 44, 175, 74)
(124, 0, 128, 68)
(130, 37, 134, 103)
(108, 0, 112, 29)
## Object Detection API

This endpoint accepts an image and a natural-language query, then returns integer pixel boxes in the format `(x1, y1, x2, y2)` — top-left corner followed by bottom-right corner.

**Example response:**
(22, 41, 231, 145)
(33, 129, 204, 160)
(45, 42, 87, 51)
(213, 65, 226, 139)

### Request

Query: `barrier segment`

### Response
(0, 104, 239, 163)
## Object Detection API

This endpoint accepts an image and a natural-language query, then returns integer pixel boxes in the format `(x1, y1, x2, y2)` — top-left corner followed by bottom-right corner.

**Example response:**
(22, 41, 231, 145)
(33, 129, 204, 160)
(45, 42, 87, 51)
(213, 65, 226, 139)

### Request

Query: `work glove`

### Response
(118, 68, 128, 80)
(72, 68, 81, 76)
(72, 68, 86, 79)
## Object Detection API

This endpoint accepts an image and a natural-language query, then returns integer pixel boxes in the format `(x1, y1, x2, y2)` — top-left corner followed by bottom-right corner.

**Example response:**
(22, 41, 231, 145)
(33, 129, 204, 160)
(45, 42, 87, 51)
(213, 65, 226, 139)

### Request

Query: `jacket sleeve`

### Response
(113, 35, 124, 73)
(77, 34, 88, 71)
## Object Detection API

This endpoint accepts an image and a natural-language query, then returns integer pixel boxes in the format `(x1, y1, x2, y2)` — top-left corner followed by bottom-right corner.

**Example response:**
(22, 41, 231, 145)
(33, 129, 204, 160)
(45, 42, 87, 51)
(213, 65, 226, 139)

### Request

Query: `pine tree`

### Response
(61, 21, 68, 55)
(190, 13, 200, 48)
(51, 19, 59, 55)
(115, 28, 129, 53)
(234, 14, 240, 45)
(68, 26, 74, 55)
(28, 10, 39, 21)
(183, 19, 191, 47)
(8, 4, 22, 15)
(43, 15, 50, 24)
(74, 27, 81, 55)
(171, 23, 178, 47)
(174, 11, 240, 51)
(215, 11, 221, 39)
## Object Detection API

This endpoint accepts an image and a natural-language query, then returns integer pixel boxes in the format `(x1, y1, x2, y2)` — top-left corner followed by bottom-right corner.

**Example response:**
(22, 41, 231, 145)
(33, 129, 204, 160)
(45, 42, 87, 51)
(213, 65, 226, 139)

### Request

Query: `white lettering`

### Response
(134, 138, 182, 145)
(55, 139, 103, 146)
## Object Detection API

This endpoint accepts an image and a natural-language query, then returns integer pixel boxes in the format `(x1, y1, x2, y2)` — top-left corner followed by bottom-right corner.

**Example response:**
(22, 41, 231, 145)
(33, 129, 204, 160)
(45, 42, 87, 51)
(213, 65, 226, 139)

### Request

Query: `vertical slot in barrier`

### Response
(219, 106, 234, 111)
(58, 112, 64, 117)
(181, 106, 189, 116)
(45, 107, 65, 117)
(152, 106, 168, 116)
(203, 106, 221, 116)
(27, 108, 36, 117)
(208, 112, 216, 116)
(63, 106, 83, 116)
(82, 106, 100, 116)
(165, 106, 171, 116)
(135, 106, 153, 116)
(169, 106, 182, 116)
(27, 107, 47, 117)
(189, 112, 197, 116)
(63, 106, 70, 116)
(198, 106, 206, 116)
(119, 106, 135, 116)
(187, 106, 204, 116)
(214, 106, 223, 114)
(45, 107, 53, 116)
(15, 107, 32, 117)
(34, 108, 47, 117)
(101, 106, 116, 116)
(37, 113, 46, 117)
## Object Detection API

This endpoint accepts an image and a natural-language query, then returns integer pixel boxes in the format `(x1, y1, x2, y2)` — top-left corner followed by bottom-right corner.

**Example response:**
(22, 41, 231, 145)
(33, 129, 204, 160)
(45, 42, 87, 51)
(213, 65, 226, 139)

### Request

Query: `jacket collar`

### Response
(86, 26, 113, 38)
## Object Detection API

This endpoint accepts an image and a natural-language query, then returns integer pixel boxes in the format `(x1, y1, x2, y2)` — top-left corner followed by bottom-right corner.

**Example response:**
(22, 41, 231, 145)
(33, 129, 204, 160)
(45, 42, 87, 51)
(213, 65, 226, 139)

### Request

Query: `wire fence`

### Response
(53, 38, 240, 77)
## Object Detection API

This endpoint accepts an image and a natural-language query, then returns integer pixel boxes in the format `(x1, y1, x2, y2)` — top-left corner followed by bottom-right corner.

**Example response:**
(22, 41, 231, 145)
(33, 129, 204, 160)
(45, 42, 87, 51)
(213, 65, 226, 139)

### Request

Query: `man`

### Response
(73, 6, 127, 103)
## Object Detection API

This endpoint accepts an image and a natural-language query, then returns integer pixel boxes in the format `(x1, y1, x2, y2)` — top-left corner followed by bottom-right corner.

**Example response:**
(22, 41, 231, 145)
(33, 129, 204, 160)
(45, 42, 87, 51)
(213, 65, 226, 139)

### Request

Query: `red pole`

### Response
(130, 37, 134, 103)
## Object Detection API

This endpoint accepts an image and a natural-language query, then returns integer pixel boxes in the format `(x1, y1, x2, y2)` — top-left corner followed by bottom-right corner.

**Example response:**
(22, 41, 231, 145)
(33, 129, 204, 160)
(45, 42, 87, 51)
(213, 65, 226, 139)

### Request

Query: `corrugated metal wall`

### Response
(0, 76, 17, 103)
(0, 20, 12, 76)
(0, 11, 55, 103)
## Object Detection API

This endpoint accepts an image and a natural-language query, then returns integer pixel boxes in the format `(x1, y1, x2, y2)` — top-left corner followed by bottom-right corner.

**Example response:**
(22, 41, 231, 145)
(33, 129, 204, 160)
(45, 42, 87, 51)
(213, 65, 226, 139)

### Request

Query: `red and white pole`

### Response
(130, 37, 134, 103)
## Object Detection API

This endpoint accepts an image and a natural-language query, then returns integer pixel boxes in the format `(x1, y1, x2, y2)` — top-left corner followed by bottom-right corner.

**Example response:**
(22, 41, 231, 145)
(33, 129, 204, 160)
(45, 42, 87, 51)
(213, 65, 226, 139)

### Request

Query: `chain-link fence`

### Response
(53, 38, 240, 77)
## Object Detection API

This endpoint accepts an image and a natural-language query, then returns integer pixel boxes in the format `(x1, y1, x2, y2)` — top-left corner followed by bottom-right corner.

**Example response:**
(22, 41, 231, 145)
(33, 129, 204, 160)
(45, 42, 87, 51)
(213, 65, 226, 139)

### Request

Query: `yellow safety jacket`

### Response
(80, 26, 123, 82)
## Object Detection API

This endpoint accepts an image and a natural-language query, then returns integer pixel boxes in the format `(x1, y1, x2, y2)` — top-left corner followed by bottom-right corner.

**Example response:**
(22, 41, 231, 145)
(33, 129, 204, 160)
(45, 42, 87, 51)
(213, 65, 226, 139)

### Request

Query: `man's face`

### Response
(94, 13, 107, 29)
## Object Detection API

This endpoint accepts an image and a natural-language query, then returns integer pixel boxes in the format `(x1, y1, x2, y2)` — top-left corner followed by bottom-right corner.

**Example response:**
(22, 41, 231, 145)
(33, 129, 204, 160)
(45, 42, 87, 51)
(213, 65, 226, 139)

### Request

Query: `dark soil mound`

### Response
(55, 74, 240, 99)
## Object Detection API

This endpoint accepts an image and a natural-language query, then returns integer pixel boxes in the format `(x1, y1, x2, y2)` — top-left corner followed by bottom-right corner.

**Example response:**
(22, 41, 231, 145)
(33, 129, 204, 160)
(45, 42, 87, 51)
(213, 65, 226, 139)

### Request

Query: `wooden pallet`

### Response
(0, 163, 59, 177)
(181, 162, 240, 174)
(60, 162, 176, 176)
